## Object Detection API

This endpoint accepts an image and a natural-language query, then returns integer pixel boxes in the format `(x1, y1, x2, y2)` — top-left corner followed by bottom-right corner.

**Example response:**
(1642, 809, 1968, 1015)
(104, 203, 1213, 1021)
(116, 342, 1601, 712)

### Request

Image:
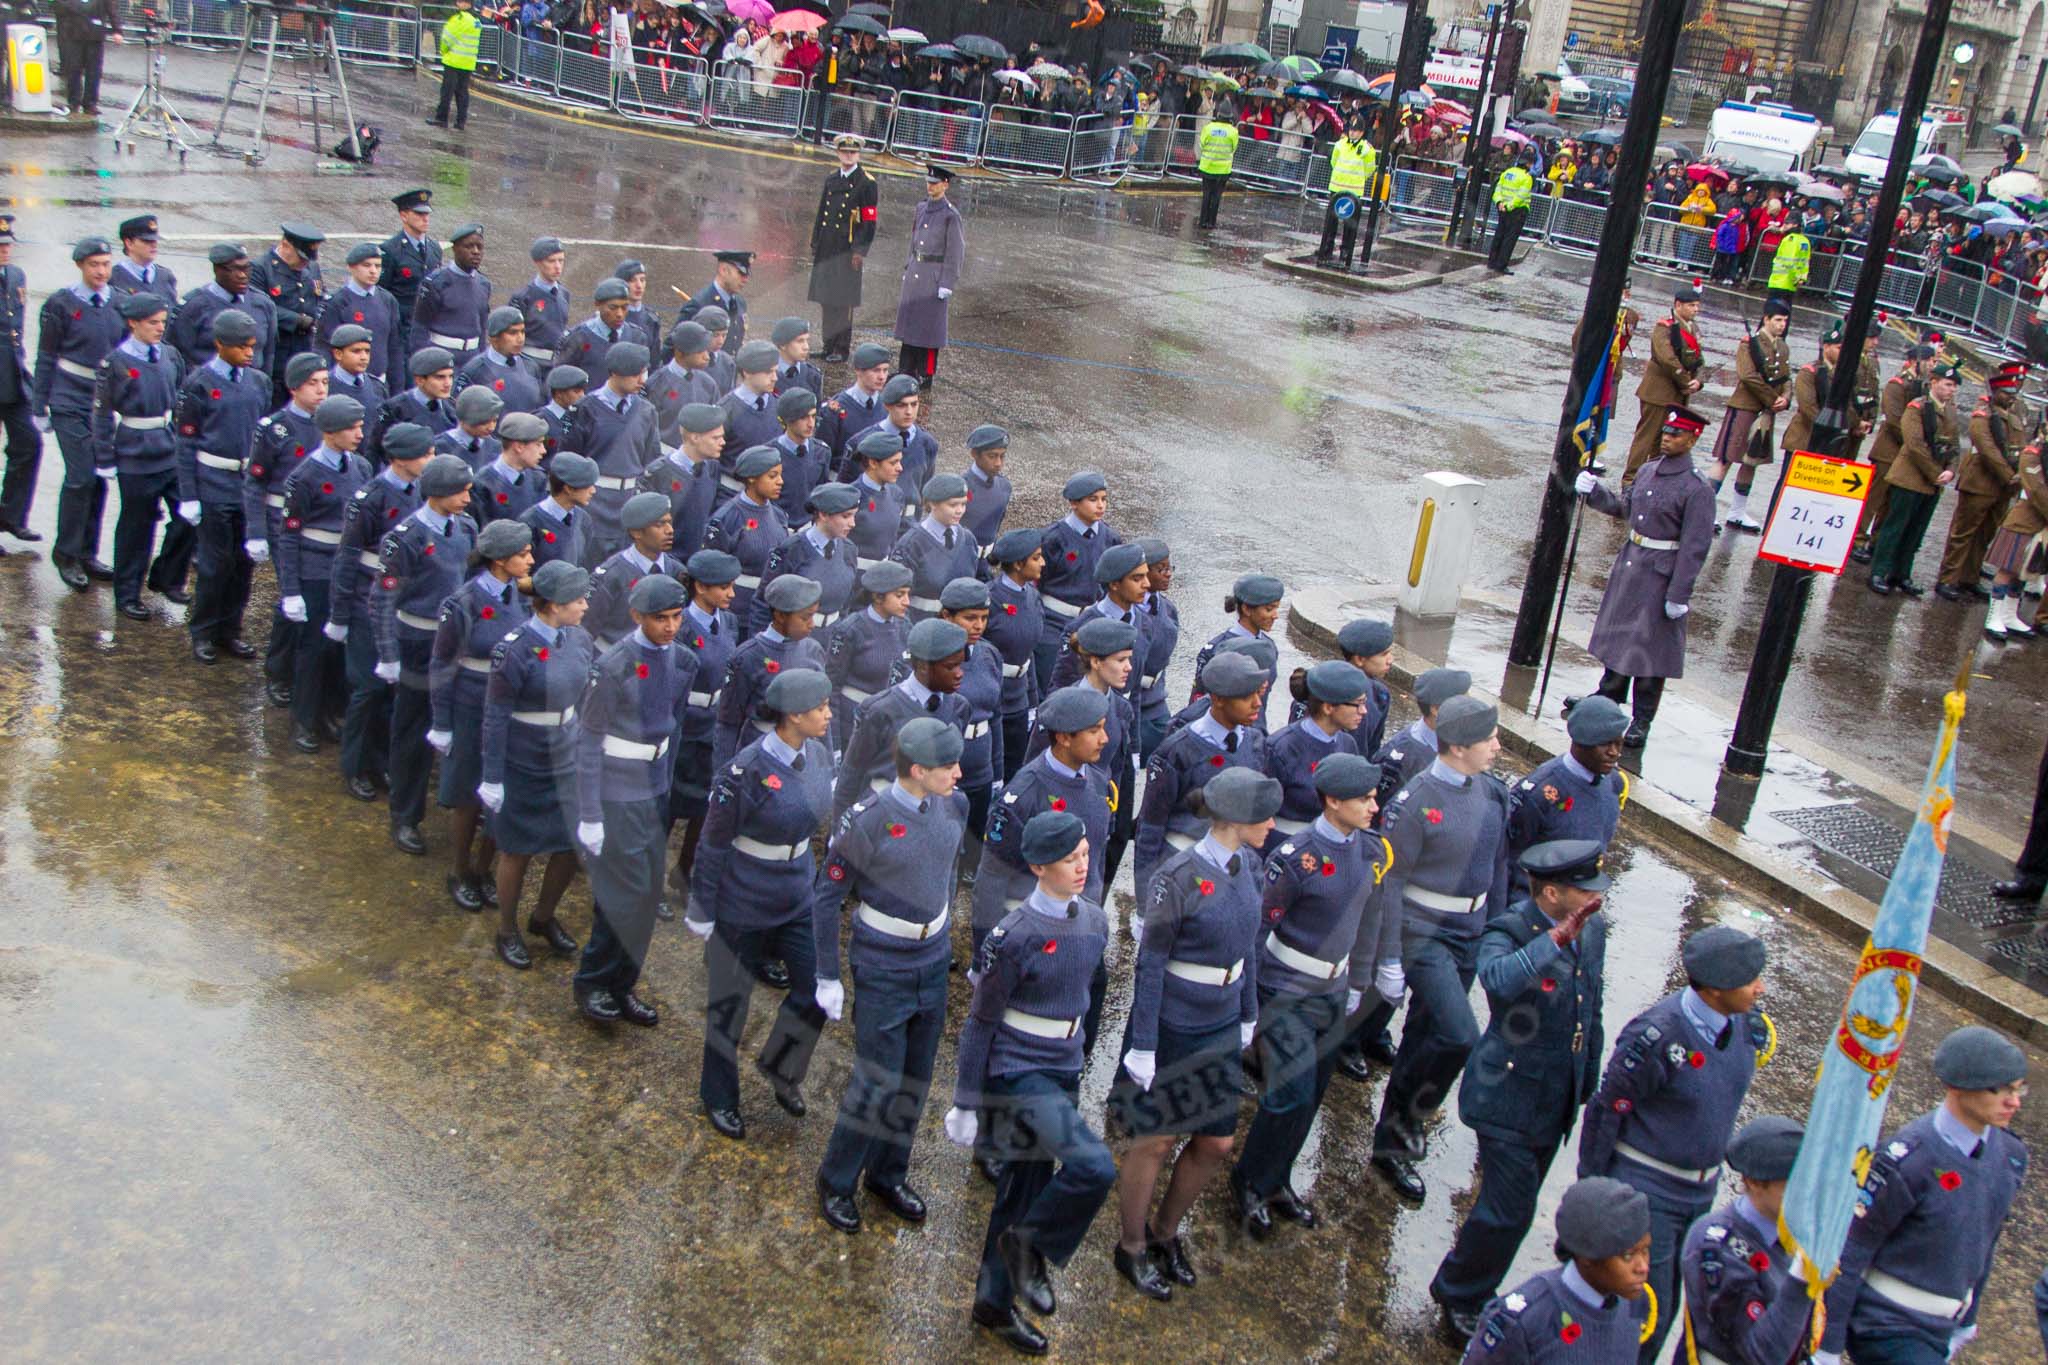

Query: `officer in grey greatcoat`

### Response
(894, 164, 966, 390)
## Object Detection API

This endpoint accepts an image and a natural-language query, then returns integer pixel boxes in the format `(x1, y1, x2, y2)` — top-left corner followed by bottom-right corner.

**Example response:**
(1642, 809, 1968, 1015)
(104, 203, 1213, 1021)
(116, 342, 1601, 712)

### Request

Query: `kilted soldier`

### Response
(278, 395, 374, 752)
(809, 133, 879, 363)
(1462, 1177, 1653, 1362)
(1567, 405, 1715, 748)
(34, 234, 124, 591)
(93, 291, 191, 620)
(412, 223, 491, 366)
(508, 237, 569, 368)
(379, 188, 442, 361)
(755, 480, 859, 637)
(174, 307, 270, 661)
(770, 317, 823, 402)
(458, 306, 546, 415)
(1936, 362, 2026, 601)
(770, 387, 830, 524)
(961, 424, 1011, 551)
(1983, 438, 2048, 641)
(332, 423, 432, 802)
(317, 244, 403, 388)
(1706, 296, 1791, 534)
(895, 164, 965, 389)
(1621, 280, 1705, 486)
(1674, 1116, 1816, 1365)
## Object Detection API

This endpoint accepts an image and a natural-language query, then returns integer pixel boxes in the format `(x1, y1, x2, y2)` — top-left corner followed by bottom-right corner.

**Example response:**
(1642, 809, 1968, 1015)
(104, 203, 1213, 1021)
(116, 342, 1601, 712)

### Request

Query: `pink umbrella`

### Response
(769, 9, 826, 33)
(727, 0, 773, 22)
(1428, 96, 1470, 126)
(1490, 127, 1530, 149)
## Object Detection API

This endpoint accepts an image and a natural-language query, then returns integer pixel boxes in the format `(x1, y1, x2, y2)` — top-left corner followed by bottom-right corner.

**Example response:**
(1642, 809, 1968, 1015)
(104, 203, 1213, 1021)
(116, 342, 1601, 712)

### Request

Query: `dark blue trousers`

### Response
(341, 627, 393, 782)
(289, 578, 343, 733)
(1373, 929, 1480, 1158)
(0, 396, 43, 532)
(386, 632, 436, 826)
(817, 957, 947, 1195)
(974, 1068, 1115, 1311)
(1841, 1332, 1947, 1365)
(574, 797, 669, 999)
(1234, 985, 1344, 1199)
(51, 407, 105, 564)
(1431, 1135, 1563, 1312)
(113, 468, 192, 607)
(188, 504, 251, 645)
(698, 916, 825, 1112)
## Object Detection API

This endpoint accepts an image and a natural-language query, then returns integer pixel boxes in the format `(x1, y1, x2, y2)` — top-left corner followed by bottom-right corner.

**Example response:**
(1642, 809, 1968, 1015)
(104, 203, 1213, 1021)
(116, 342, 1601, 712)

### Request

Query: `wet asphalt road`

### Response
(3, 51, 2048, 1361)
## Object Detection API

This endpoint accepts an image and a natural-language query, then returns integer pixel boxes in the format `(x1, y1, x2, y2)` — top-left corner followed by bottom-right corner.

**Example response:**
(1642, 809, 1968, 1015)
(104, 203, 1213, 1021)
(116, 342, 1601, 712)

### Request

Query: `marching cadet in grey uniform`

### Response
(678, 250, 751, 353)
(93, 291, 191, 620)
(961, 424, 1011, 551)
(876, 374, 939, 493)
(834, 616, 971, 819)
(539, 365, 585, 460)
(1507, 695, 1629, 894)
(556, 278, 634, 383)
(373, 454, 477, 853)
(110, 214, 178, 309)
(847, 427, 914, 568)
(809, 132, 879, 363)
(246, 355, 329, 703)
(824, 559, 912, 753)
(1430, 840, 1611, 1344)
(1369, 666, 1472, 811)
(380, 188, 442, 362)
(567, 342, 661, 565)
(508, 237, 569, 368)
(756, 480, 859, 637)
(1263, 661, 1369, 853)
(372, 347, 459, 465)
(1047, 541, 1152, 697)
(1567, 404, 1715, 749)
(174, 307, 270, 662)
(521, 451, 598, 573)
(974, 685, 1113, 952)
(669, 548, 744, 893)
(944, 809, 1115, 1357)
(1135, 540, 1181, 761)
(713, 572, 827, 770)
(317, 244, 402, 388)
(478, 557, 594, 970)
(770, 387, 829, 525)
(1191, 571, 1284, 732)
(573, 574, 699, 1027)
(1461, 1176, 1653, 1363)
(1294, 617, 1393, 759)
(1370, 695, 1512, 1204)
(278, 395, 374, 753)
(1577, 925, 1772, 1363)
(651, 322, 723, 448)
(1033, 470, 1120, 688)
(332, 423, 432, 802)
(0, 212, 40, 556)
(471, 410, 548, 525)
(325, 324, 389, 418)
(895, 164, 966, 389)
(33, 235, 124, 590)
(770, 317, 822, 401)
(1675, 1115, 1816, 1365)
(168, 244, 279, 376)
(412, 223, 490, 367)
(719, 341, 785, 490)
(891, 472, 980, 620)
(1817, 1026, 2029, 1365)
(941, 576, 1005, 858)
(814, 716, 969, 1231)
(435, 385, 503, 471)
(641, 401, 724, 559)
(250, 223, 326, 404)
(817, 343, 892, 475)
(986, 527, 1046, 783)
(694, 305, 738, 392)
(585, 492, 685, 649)
(1134, 651, 1270, 933)
(458, 306, 546, 415)
(1036, 616, 1141, 892)
(703, 444, 789, 630)
(613, 260, 663, 356)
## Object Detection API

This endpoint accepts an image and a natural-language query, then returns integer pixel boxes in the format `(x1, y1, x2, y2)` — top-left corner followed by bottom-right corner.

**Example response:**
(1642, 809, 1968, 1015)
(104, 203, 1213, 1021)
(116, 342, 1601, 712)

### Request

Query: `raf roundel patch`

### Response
(1745, 1300, 1764, 1322)
(827, 863, 845, 881)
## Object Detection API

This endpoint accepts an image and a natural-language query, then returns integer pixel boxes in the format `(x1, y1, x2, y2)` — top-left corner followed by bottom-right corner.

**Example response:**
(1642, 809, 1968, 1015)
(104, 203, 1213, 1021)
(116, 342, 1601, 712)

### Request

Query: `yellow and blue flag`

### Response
(1571, 310, 1624, 469)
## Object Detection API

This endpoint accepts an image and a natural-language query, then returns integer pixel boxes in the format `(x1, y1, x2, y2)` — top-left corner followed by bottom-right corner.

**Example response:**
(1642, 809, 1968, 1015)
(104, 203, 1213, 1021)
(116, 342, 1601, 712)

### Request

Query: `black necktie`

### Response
(1970, 1138, 1985, 1158)
(1224, 731, 1238, 753)
(1226, 854, 1241, 875)
(608, 328, 619, 344)
(708, 618, 718, 635)
(428, 399, 443, 416)
(228, 366, 240, 385)
(550, 286, 561, 301)
(925, 694, 940, 712)
(755, 395, 766, 412)
(468, 438, 480, 453)
(791, 752, 805, 771)
(1121, 609, 1132, 623)
(944, 528, 954, 549)
(403, 483, 415, 495)
(917, 798, 929, 813)
(90, 295, 102, 308)
(822, 541, 835, 560)
(1083, 526, 1095, 541)
(147, 345, 159, 363)
(1715, 1022, 1732, 1051)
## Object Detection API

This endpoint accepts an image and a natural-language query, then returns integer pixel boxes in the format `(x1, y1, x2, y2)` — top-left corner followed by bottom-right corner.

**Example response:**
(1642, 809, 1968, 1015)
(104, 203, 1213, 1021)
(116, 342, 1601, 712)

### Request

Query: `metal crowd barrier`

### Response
(982, 110, 1076, 178)
(1067, 111, 1137, 184)
(817, 80, 898, 148)
(1228, 132, 1314, 194)
(889, 92, 989, 165)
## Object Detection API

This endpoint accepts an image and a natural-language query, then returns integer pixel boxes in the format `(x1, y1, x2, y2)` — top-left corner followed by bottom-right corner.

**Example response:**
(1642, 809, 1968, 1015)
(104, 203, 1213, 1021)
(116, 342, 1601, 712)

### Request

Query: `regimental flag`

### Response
(1780, 682, 1968, 1301)
(1571, 309, 1626, 470)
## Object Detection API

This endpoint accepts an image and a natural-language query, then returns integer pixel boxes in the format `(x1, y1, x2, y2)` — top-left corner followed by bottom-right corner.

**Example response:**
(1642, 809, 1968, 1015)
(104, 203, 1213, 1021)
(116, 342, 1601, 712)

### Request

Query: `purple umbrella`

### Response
(726, 0, 773, 22)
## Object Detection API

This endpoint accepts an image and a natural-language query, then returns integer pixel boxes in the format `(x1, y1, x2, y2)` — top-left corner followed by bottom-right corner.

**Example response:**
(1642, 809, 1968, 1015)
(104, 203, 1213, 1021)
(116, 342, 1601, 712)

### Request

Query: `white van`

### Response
(1704, 101, 1824, 174)
(1844, 112, 1937, 180)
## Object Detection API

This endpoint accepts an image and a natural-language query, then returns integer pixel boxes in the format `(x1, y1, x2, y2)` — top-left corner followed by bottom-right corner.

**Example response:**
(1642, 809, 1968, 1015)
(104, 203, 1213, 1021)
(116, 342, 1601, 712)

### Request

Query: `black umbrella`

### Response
(1175, 63, 1210, 79)
(1310, 68, 1373, 97)
(831, 13, 885, 37)
(1656, 141, 1693, 162)
(919, 42, 962, 62)
(1127, 55, 1157, 72)
(1518, 121, 1565, 139)
(1913, 188, 1967, 211)
(1911, 153, 1965, 183)
(953, 34, 1011, 62)
(1744, 170, 1799, 190)
(1955, 202, 2007, 223)
(1201, 41, 1272, 67)
(1581, 127, 1623, 146)
(1799, 182, 1846, 204)
(1715, 161, 1762, 180)
(847, 3, 893, 15)
(1238, 86, 1282, 101)
(1513, 106, 1552, 123)
(1810, 162, 1869, 183)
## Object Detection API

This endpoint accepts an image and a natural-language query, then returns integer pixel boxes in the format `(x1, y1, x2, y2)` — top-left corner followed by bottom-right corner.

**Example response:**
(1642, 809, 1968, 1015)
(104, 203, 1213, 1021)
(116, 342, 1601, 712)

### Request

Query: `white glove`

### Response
(322, 621, 348, 643)
(1574, 470, 1599, 495)
(1374, 959, 1406, 1004)
(1663, 600, 1690, 620)
(426, 728, 453, 754)
(937, 287, 952, 300)
(1949, 1326, 1978, 1359)
(94, 466, 115, 482)
(32, 413, 52, 433)
(815, 977, 845, 1021)
(477, 781, 504, 812)
(1122, 1049, 1157, 1090)
(1346, 987, 1364, 1016)
(683, 914, 713, 940)
(280, 594, 307, 622)
(1128, 912, 1145, 941)
(374, 660, 401, 684)
(176, 500, 202, 525)
(943, 1105, 978, 1147)
(244, 538, 269, 563)
(1240, 1020, 1256, 1051)
(577, 820, 605, 855)
(1810, 1353, 1843, 1365)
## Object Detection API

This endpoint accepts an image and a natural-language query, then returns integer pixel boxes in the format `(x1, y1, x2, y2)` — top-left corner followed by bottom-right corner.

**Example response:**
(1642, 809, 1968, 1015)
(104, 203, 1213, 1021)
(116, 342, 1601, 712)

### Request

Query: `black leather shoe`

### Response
(1992, 878, 2047, 901)
(1270, 1186, 1320, 1228)
(54, 555, 90, 591)
(81, 558, 113, 582)
(862, 1176, 927, 1223)
(1365, 1031, 1399, 1065)
(1333, 1049, 1371, 1082)
(154, 583, 192, 605)
(425, 116, 449, 127)
(191, 639, 219, 664)
(319, 714, 343, 743)
(971, 1300, 1048, 1356)
(265, 679, 293, 707)
(578, 988, 622, 1023)
(1114, 1244, 1172, 1301)
(531, 918, 578, 956)
(1149, 1233, 1196, 1286)
(346, 774, 378, 802)
(653, 899, 675, 922)
(998, 1227, 1055, 1316)
(222, 637, 258, 659)
(390, 824, 427, 855)
(1896, 579, 1925, 597)
(1850, 544, 1873, 563)
(117, 600, 151, 621)
(291, 725, 320, 754)
(447, 874, 484, 912)
(818, 1177, 861, 1233)
(1229, 1172, 1273, 1240)
(478, 878, 498, 910)
(1372, 1154, 1427, 1204)
(1967, 583, 1992, 600)
(757, 1062, 805, 1116)
(1935, 583, 1965, 602)
(1433, 1287, 1481, 1345)
(704, 1103, 745, 1140)
(755, 957, 790, 989)
(975, 1152, 1005, 1186)
(496, 932, 533, 970)
(619, 992, 659, 1027)
(1868, 575, 1892, 595)
(2, 522, 44, 542)
(1621, 719, 1650, 749)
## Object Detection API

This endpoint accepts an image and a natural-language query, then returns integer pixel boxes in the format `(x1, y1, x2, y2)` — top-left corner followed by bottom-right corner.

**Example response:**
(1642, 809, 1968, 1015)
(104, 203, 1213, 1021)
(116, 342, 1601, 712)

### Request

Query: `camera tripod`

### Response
(110, 25, 199, 161)
(209, 0, 364, 166)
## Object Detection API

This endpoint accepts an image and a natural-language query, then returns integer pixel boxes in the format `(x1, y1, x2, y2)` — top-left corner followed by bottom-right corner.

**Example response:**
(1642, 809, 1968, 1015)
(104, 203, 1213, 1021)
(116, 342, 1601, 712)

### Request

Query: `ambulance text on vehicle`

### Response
(1703, 101, 1824, 174)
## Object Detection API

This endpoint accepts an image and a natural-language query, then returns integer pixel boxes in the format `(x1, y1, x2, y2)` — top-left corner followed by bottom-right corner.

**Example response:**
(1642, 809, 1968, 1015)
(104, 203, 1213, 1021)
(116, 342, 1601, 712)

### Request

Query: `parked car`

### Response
(1554, 61, 1594, 114)
(1583, 74, 1634, 119)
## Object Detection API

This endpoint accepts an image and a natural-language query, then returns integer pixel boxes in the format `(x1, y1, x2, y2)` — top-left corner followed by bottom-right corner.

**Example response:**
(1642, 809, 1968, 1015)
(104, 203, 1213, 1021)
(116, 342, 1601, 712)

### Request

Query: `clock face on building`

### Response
(1952, 42, 1975, 65)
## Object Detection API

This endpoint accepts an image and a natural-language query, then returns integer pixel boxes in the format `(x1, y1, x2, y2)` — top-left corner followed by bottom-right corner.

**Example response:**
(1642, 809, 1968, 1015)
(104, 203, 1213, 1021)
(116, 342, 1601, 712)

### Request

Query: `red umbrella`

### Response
(1301, 99, 1342, 134)
(1428, 96, 1470, 126)
(1686, 162, 1732, 187)
(1365, 71, 1436, 101)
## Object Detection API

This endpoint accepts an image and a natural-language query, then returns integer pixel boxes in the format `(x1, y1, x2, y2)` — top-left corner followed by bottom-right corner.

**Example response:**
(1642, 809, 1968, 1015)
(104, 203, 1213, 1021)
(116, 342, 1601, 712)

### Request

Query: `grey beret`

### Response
(486, 305, 525, 336)
(381, 423, 434, 462)
(1200, 652, 1266, 699)
(1039, 685, 1110, 734)
(776, 387, 818, 422)
(1074, 616, 1138, 657)
(1230, 572, 1285, 607)
(1093, 542, 1147, 585)
(605, 342, 650, 376)
(991, 528, 1043, 564)
(1413, 667, 1473, 708)
(770, 316, 811, 346)
(684, 548, 742, 585)
(1140, 537, 1171, 565)
(907, 617, 969, 661)
(285, 352, 327, 388)
(851, 341, 892, 369)
(860, 560, 913, 594)
(857, 428, 906, 461)
(313, 394, 366, 432)
(695, 305, 730, 331)
(762, 573, 823, 613)
(896, 715, 964, 768)
(940, 577, 990, 611)
(1062, 470, 1108, 500)
(612, 258, 646, 279)
(668, 320, 712, 354)
(496, 411, 548, 443)
(531, 559, 590, 603)
(73, 236, 115, 262)
(550, 452, 599, 487)
(117, 291, 168, 321)
(679, 402, 725, 435)
(1020, 809, 1086, 865)
(475, 518, 533, 560)
(764, 668, 832, 715)
(1312, 752, 1382, 799)
(345, 242, 381, 266)
(807, 482, 859, 516)
(922, 472, 969, 503)
(593, 278, 630, 303)
(1304, 659, 1369, 704)
(1682, 925, 1767, 991)
(1521, 838, 1611, 891)
(419, 453, 475, 497)
(448, 223, 483, 244)
(1337, 618, 1394, 657)
(736, 340, 780, 374)
(410, 347, 455, 377)
(881, 374, 921, 404)
(206, 242, 248, 266)
(629, 574, 688, 613)
(1725, 1116, 1804, 1182)
(546, 364, 589, 391)
(1933, 1025, 2028, 1090)
(210, 308, 259, 345)
(1204, 767, 1283, 824)
(1434, 695, 1499, 747)
(455, 385, 504, 423)
(622, 491, 673, 531)
(1566, 694, 1630, 745)
(328, 323, 373, 349)
(529, 235, 563, 261)
(1216, 635, 1279, 671)
(733, 445, 781, 479)
(1555, 1177, 1650, 1261)
(967, 424, 1009, 451)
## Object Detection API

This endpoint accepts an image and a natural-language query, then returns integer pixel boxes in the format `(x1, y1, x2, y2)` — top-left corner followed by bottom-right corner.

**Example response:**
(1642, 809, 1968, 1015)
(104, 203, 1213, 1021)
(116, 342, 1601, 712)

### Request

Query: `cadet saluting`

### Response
(1675, 1116, 1815, 1365)
(895, 166, 965, 391)
(1461, 1176, 1653, 1362)
(809, 133, 879, 363)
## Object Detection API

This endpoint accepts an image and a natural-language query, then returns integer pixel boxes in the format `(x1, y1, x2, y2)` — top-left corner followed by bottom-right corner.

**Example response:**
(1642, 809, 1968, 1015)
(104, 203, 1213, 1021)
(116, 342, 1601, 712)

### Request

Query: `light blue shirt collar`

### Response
(1189, 711, 1237, 749)
(531, 274, 559, 294)
(471, 572, 510, 600)
(204, 355, 238, 379)
(535, 497, 570, 522)
(330, 366, 366, 388)
(1408, 718, 1440, 752)
(407, 386, 438, 407)
(762, 731, 799, 766)
(857, 474, 885, 493)
(730, 385, 768, 407)
(897, 674, 935, 706)
(1226, 621, 1265, 643)
(118, 336, 159, 360)
(761, 627, 786, 645)
(1313, 814, 1354, 844)
(621, 545, 654, 573)
(545, 401, 570, 420)
(379, 468, 411, 491)
(489, 458, 522, 486)
(310, 444, 347, 470)
(1681, 987, 1731, 1042)
(1193, 834, 1235, 871)
(418, 506, 453, 535)
(1559, 1262, 1610, 1311)
(1045, 754, 1081, 780)
(840, 385, 875, 407)
(72, 284, 112, 306)
(1061, 511, 1094, 536)
(1296, 717, 1341, 746)
(1026, 887, 1074, 918)
(864, 606, 888, 626)
(685, 602, 717, 631)
(1933, 1103, 1986, 1155)
(527, 617, 560, 644)
(1734, 1196, 1778, 1246)
(1562, 752, 1599, 784)
(1427, 757, 1469, 787)
(346, 280, 375, 297)
(632, 627, 669, 653)
(803, 525, 831, 553)
(886, 781, 924, 814)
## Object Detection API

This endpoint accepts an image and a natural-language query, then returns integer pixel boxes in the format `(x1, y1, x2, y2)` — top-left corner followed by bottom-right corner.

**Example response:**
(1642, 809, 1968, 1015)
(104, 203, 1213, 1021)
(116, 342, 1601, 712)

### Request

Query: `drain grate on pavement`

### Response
(1772, 803, 2043, 931)
(1985, 933, 2048, 978)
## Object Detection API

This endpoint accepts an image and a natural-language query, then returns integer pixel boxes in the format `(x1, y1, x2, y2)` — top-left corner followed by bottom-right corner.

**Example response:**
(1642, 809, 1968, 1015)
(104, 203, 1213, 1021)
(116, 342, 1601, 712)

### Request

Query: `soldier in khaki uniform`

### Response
(1622, 281, 1705, 486)
(1840, 330, 1882, 463)
(1868, 360, 1962, 597)
(1936, 364, 2028, 600)
(1706, 297, 1791, 532)
(1983, 439, 2048, 640)
(1852, 341, 1936, 562)
(1779, 320, 1837, 459)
